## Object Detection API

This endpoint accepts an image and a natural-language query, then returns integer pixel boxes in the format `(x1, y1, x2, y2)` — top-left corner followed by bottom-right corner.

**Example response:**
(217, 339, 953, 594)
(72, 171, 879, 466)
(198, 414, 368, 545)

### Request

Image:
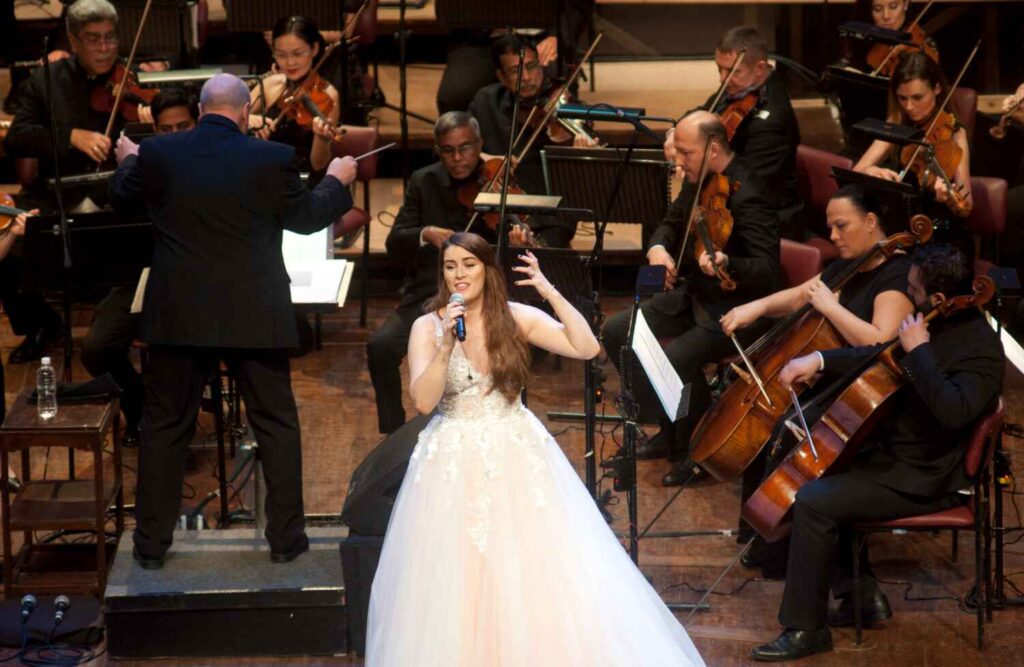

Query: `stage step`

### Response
(104, 526, 349, 659)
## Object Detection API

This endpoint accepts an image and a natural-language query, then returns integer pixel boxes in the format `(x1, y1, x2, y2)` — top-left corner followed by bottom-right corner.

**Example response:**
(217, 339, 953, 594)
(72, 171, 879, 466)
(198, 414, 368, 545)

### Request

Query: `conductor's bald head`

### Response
(199, 74, 251, 130)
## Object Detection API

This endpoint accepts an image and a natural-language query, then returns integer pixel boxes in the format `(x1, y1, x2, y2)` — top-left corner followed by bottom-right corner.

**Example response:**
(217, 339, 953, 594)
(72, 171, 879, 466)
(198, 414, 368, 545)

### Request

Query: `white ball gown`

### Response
(366, 315, 705, 666)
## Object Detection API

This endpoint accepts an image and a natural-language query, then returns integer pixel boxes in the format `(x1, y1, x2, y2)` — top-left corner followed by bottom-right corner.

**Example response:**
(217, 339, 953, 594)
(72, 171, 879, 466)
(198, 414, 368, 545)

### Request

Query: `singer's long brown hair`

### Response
(425, 233, 530, 402)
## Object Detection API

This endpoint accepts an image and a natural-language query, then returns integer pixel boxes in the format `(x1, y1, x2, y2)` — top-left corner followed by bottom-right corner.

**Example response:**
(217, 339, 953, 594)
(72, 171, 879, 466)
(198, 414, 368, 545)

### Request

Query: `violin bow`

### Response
(707, 49, 746, 112)
(869, 0, 935, 77)
(897, 39, 981, 182)
(101, 0, 154, 141)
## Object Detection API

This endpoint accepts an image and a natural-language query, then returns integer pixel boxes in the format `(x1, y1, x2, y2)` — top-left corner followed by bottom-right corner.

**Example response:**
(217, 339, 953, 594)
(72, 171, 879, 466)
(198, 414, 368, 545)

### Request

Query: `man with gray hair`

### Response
(110, 73, 358, 569)
(1, 0, 123, 364)
(369, 110, 497, 435)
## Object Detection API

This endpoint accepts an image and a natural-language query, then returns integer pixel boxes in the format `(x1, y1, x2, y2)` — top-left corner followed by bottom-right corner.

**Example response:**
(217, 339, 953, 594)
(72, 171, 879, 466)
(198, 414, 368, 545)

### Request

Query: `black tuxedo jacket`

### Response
(108, 114, 352, 349)
(820, 310, 1004, 497)
(385, 162, 497, 309)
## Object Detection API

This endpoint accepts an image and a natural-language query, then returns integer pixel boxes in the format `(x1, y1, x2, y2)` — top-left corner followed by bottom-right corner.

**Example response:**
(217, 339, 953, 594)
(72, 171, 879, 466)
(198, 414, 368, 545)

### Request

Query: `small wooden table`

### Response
(0, 391, 123, 598)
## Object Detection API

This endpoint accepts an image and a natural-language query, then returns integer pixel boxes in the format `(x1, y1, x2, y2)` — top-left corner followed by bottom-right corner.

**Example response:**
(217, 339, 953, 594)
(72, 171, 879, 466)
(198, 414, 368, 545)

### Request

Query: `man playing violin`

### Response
(664, 26, 802, 241)
(602, 111, 781, 485)
(469, 34, 594, 249)
(750, 242, 1002, 662)
(0, 0, 125, 363)
(370, 111, 498, 435)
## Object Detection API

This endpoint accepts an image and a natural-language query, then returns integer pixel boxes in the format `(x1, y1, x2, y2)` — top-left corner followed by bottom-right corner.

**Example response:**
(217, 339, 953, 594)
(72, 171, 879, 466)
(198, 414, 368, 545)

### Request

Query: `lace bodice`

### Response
(432, 314, 523, 421)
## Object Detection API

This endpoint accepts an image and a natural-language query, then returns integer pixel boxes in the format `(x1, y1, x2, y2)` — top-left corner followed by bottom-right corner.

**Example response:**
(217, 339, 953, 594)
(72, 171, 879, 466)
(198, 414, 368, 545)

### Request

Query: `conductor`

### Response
(111, 74, 358, 569)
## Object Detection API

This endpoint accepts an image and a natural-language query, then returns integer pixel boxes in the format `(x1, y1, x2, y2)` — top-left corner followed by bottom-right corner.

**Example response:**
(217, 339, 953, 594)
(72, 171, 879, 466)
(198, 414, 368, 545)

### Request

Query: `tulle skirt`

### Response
(365, 404, 704, 666)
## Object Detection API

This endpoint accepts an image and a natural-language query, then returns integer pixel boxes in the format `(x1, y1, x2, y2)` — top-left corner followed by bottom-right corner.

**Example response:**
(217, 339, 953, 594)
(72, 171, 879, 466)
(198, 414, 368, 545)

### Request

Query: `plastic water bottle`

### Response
(36, 357, 57, 421)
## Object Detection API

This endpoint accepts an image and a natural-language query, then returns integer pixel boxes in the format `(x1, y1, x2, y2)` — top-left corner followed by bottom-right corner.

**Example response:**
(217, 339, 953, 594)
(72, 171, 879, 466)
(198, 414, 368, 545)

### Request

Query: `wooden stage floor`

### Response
(3, 295, 1024, 665)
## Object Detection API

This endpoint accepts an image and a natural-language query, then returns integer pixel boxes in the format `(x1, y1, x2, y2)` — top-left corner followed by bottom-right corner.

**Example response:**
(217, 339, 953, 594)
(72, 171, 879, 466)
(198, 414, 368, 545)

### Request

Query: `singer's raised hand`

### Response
(441, 296, 466, 347)
(512, 250, 554, 300)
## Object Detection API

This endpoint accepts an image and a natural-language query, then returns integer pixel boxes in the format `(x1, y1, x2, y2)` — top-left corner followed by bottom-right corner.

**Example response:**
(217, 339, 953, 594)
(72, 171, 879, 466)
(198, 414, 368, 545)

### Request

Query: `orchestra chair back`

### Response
(850, 396, 1006, 649)
(331, 125, 380, 327)
(966, 176, 1008, 276)
(950, 87, 978, 142)
(795, 145, 852, 263)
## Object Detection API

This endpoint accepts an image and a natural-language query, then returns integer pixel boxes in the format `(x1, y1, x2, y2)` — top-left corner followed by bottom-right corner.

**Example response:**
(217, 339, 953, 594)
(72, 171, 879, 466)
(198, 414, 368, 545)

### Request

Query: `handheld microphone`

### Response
(20, 595, 36, 624)
(53, 595, 70, 626)
(449, 293, 467, 342)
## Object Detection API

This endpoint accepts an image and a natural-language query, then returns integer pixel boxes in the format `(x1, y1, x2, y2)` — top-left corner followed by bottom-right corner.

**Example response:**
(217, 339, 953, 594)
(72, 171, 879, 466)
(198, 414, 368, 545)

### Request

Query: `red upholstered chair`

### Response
(780, 239, 824, 288)
(950, 88, 978, 141)
(850, 396, 1005, 649)
(966, 176, 1008, 276)
(795, 145, 853, 263)
(331, 126, 380, 327)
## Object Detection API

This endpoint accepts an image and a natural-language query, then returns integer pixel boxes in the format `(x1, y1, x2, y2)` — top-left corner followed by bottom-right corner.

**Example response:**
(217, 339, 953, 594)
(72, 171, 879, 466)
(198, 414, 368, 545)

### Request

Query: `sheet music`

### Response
(630, 310, 686, 421)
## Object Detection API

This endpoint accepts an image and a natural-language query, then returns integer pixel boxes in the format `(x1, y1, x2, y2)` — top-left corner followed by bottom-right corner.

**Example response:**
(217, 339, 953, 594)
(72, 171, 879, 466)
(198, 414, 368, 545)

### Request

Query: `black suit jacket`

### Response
(108, 114, 352, 349)
(385, 162, 497, 309)
(820, 310, 1004, 497)
(648, 158, 781, 316)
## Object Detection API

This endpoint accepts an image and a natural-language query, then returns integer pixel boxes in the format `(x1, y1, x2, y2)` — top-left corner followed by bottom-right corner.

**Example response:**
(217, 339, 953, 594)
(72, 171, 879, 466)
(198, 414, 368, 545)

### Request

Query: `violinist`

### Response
(602, 111, 780, 483)
(469, 34, 593, 249)
(664, 27, 802, 240)
(370, 112, 499, 435)
(4, 0, 125, 195)
(853, 52, 972, 241)
(249, 15, 343, 175)
(750, 243, 1003, 662)
(719, 185, 914, 576)
(842, 0, 939, 75)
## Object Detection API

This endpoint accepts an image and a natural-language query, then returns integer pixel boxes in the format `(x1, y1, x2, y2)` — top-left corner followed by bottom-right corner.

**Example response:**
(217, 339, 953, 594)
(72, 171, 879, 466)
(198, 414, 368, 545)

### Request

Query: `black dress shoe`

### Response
(8, 328, 54, 364)
(751, 628, 833, 662)
(634, 429, 672, 460)
(828, 590, 893, 627)
(661, 459, 706, 486)
(133, 546, 165, 571)
(271, 533, 310, 564)
(122, 427, 141, 449)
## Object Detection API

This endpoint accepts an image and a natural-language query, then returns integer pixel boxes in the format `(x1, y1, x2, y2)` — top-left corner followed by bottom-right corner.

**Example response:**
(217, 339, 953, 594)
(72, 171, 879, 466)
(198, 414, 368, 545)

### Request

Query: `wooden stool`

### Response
(0, 392, 124, 598)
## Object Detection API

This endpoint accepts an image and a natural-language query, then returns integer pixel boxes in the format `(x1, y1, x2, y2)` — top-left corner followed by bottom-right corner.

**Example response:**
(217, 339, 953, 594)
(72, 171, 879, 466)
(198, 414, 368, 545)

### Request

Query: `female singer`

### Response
(366, 233, 704, 666)
(853, 52, 971, 228)
(249, 15, 341, 173)
(719, 185, 914, 576)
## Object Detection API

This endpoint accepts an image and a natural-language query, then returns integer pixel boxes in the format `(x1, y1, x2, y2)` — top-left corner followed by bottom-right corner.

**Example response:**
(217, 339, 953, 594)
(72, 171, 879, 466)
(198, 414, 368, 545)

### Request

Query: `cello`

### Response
(688, 216, 933, 481)
(741, 274, 995, 542)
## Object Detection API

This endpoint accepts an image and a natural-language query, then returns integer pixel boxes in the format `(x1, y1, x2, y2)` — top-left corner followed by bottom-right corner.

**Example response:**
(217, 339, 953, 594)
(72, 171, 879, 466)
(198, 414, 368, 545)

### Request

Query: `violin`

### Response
(741, 274, 995, 542)
(717, 91, 759, 141)
(0, 194, 29, 236)
(456, 158, 528, 232)
(990, 92, 1024, 140)
(90, 62, 157, 123)
(866, 23, 939, 77)
(689, 217, 933, 482)
(261, 42, 346, 140)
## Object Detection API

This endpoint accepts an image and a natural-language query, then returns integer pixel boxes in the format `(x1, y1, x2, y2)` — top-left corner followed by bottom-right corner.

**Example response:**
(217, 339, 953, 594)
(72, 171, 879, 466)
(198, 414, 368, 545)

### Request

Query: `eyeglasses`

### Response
(501, 61, 542, 78)
(74, 31, 120, 48)
(436, 143, 479, 157)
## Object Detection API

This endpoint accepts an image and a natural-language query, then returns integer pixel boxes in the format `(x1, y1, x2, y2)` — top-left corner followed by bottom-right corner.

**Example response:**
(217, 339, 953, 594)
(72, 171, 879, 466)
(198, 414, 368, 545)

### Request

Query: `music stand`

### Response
(114, 1, 199, 65)
(542, 146, 669, 248)
(832, 166, 921, 232)
(822, 66, 890, 154)
(20, 214, 153, 292)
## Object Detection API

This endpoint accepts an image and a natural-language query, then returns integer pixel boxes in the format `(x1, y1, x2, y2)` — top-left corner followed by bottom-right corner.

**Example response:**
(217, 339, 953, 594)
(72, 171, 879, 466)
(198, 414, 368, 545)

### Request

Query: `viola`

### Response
(457, 158, 528, 232)
(899, 111, 970, 218)
(689, 217, 933, 482)
(741, 274, 995, 542)
(90, 62, 157, 123)
(717, 91, 759, 141)
(866, 23, 939, 77)
(691, 173, 736, 291)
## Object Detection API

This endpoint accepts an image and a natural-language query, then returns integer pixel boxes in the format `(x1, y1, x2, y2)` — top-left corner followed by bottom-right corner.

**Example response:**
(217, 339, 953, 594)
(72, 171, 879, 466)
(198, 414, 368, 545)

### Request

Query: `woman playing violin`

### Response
(249, 15, 342, 174)
(846, 0, 939, 75)
(853, 52, 972, 229)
